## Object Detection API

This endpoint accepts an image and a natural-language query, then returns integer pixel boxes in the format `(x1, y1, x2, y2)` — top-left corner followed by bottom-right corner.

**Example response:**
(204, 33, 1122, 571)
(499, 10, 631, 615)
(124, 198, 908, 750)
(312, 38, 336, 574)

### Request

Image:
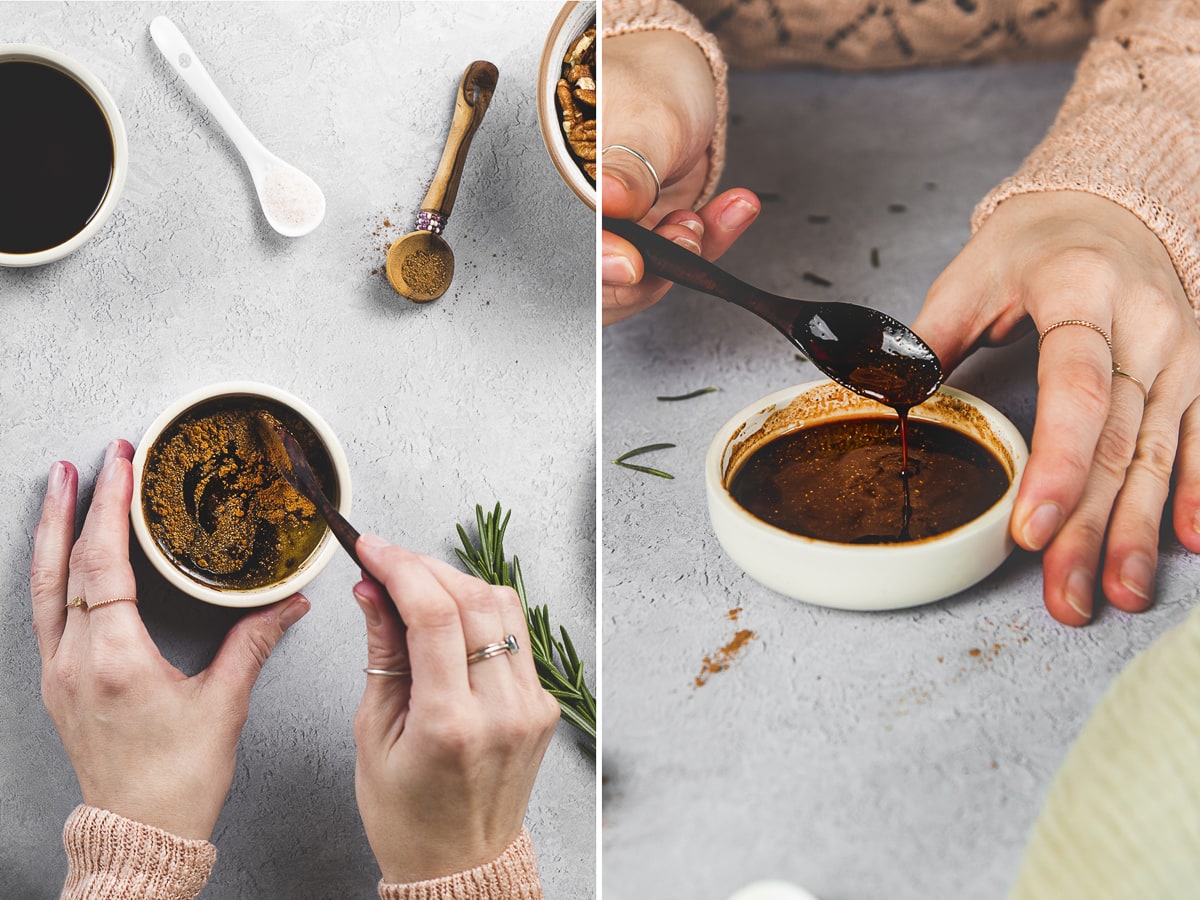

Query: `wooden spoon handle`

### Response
(602, 216, 799, 331)
(420, 60, 499, 220)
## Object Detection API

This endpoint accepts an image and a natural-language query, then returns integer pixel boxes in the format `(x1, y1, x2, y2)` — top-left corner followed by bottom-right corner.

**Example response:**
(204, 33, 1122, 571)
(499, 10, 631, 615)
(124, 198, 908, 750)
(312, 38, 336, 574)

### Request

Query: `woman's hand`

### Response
(912, 191, 1200, 625)
(601, 29, 760, 325)
(30, 440, 309, 840)
(351, 537, 560, 884)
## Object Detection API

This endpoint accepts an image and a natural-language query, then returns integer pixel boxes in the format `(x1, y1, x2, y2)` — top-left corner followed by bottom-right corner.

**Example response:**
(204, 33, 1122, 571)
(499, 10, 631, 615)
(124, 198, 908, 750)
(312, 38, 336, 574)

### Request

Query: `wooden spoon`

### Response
(386, 61, 499, 302)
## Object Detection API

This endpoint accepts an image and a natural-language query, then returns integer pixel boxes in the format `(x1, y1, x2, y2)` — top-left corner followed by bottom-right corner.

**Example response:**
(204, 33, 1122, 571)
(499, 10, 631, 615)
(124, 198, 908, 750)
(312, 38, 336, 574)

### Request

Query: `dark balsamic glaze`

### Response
(729, 417, 1009, 544)
(0, 61, 114, 254)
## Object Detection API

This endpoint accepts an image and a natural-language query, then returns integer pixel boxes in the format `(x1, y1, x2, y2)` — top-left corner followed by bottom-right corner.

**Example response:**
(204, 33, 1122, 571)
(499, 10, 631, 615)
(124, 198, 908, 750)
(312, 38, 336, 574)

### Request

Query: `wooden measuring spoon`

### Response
(386, 61, 499, 302)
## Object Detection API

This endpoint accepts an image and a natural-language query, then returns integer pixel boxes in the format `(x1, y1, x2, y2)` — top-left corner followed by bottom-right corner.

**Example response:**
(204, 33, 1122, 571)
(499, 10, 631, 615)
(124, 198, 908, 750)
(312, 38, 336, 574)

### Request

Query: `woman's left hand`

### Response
(912, 190, 1200, 625)
(30, 439, 309, 840)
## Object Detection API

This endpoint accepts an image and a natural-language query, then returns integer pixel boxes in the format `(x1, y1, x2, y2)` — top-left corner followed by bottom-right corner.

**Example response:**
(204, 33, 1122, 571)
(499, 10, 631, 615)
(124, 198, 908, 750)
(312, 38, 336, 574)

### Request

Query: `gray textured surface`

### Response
(0, 3, 595, 898)
(601, 64, 1200, 899)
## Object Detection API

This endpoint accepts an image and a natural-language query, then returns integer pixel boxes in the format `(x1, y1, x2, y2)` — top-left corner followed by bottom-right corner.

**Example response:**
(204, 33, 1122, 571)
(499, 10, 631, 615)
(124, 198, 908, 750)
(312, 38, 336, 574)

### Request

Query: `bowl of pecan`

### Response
(538, 1, 595, 209)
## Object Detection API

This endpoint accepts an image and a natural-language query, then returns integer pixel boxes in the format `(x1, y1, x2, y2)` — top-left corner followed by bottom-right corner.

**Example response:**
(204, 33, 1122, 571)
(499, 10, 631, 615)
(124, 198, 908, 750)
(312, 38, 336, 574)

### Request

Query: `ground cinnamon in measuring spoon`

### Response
(401, 249, 448, 296)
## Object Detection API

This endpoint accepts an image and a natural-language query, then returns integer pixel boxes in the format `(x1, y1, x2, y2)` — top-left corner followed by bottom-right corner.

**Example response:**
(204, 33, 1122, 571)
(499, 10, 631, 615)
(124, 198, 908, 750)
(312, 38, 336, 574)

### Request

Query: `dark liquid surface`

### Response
(0, 61, 114, 254)
(141, 398, 337, 590)
(729, 417, 1009, 544)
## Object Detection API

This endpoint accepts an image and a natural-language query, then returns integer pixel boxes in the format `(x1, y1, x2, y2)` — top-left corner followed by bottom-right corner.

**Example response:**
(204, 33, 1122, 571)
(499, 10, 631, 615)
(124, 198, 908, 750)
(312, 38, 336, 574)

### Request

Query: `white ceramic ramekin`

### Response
(130, 382, 352, 608)
(0, 44, 129, 267)
(706, 380, 1029, 611)
(537, 1, 597, 210)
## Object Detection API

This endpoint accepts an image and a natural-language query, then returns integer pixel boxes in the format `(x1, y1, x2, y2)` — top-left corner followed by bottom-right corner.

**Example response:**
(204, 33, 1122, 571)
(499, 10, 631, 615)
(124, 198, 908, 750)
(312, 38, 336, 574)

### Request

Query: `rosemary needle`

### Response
(613, 442, 677, 479)
(657, 387, 719, 402)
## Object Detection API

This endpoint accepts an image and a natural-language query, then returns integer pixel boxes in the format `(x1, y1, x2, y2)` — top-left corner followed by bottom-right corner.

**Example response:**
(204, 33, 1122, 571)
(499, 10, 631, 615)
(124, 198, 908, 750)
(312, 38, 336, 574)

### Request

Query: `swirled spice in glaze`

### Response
(141, 399, 337, 590)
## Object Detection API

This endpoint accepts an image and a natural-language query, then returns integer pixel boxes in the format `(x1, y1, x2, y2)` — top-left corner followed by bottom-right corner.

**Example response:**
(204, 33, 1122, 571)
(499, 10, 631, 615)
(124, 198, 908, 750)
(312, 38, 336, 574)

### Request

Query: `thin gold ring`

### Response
(601, 144, 661, 207)
(1037, 319, 1113, 353)
(363, 667, 410, 677)
(1112, 363, 1150, 401)
(65, 597, 86, 610)
(85, 596, 138, 610)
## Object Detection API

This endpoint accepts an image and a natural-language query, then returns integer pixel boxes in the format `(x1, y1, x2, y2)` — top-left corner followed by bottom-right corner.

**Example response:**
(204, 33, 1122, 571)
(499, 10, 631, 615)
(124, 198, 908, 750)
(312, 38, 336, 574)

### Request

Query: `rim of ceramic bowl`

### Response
(130, 381, 353, 608)
(537, 1, 597, 210)
(706, 380, 1029, 558)
(0, 44, 129, 268)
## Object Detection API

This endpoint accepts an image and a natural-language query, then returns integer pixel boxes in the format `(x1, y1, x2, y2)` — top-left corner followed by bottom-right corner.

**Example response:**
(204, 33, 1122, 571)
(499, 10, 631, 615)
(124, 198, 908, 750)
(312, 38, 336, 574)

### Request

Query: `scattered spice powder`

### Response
(694, 629, 756, 688)
(726, 607, 742, 621)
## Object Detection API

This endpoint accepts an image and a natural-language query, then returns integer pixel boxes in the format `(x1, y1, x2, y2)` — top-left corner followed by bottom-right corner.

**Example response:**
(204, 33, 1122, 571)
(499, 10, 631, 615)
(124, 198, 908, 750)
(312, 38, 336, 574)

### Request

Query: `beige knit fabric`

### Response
(60, 805, 541, 900)
(61, 805, 216, 900)
(1008, 604, 1200, 898)
(377, 829, 544, 900)
(602, 0, 1200, 314)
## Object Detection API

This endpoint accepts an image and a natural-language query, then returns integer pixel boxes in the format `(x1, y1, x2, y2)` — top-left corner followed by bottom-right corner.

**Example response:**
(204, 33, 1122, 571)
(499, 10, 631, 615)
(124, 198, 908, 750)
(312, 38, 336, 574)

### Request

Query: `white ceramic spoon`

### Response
(729, 881, 821, 900)
(149, 15, 325, 237)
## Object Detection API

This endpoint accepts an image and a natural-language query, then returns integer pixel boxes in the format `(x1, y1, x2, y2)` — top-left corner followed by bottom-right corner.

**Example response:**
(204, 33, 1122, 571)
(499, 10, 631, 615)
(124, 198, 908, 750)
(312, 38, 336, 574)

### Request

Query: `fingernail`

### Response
(678, 218, 704, 238)
(1065, 568, 1093, 620)
(354, 590, 382, 627)
(103, 439, 120, 466)
(279, 597, 309, 630)
(717, 197, 759, 230)
(48, 461, 69, 495)
(1193, 509, 1200, 535)
(1118, 553, 1154, 601)
(602, 254, 637, 285)
(672, 235, 701, 254)
(359, 533, 389, 549)
(1022, 502, 1063, 550)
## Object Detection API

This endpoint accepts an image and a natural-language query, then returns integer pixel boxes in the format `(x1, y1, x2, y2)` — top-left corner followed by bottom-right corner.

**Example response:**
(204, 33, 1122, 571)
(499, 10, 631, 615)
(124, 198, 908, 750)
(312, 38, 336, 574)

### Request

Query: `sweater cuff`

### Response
(62, 805, 216, 900)
(377, 828, 543, 900)
(972, 23, 1200, 319)
(602, 0, 728, 207)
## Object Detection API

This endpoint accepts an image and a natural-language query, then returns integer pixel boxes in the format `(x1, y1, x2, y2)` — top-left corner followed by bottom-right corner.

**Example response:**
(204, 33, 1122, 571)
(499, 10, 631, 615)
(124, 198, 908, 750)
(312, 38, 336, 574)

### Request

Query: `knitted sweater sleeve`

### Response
(973, 0, 1200, 315)
(601, 0, 729, 206)
(377, 828, 544, 900)
(61, 805, 216, 900)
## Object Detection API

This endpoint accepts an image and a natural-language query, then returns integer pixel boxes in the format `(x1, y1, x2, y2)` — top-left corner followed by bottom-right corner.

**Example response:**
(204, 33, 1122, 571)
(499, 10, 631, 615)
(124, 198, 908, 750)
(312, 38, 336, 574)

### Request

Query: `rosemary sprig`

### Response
(613, 442, 676, 479)
(656, 386, 719, 402)
(455, 503, 596, 754)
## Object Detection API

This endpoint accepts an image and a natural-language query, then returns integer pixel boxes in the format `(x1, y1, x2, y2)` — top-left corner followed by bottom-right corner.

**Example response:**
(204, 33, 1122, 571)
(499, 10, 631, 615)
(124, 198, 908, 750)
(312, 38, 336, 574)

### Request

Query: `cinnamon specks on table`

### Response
(694, 628, 756, 688)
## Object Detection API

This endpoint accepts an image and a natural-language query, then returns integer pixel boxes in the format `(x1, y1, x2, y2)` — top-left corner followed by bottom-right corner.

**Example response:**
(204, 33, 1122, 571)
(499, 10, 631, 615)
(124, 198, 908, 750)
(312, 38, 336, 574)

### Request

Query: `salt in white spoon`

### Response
(149, 15, 325, 237)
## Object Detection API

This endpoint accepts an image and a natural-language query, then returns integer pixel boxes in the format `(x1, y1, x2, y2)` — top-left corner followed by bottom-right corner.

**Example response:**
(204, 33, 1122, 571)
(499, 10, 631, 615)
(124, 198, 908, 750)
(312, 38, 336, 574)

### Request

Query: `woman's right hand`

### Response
(350, 536, 560, 885)
(602, 29, 760, 325)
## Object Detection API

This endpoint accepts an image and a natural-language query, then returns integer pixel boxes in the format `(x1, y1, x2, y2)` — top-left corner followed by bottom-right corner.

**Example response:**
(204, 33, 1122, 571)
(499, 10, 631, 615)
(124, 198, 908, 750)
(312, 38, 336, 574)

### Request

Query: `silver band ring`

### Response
(363, 634, 518, 678)
(1112, 363, 1149, 401)
(602, 144, 661, 208)
(466, 634, 519, 665)
(1037, 319, 1112, 353)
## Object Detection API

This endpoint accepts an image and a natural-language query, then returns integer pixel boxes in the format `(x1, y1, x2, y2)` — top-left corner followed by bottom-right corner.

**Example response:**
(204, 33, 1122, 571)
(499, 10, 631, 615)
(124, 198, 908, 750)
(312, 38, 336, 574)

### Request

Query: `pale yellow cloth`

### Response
(1008, 605, 1200, 898)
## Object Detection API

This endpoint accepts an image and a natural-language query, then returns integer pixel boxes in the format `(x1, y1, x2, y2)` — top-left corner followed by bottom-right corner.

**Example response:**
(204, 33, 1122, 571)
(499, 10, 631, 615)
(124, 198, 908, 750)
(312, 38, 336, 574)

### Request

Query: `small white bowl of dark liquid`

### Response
(0, 45, 128, 267)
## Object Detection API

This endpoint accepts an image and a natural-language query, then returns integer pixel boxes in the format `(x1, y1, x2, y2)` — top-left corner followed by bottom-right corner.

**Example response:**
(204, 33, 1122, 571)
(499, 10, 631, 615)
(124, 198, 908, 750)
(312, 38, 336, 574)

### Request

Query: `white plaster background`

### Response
(0, 3, 596, 898)
(601, 63, 1200, 899)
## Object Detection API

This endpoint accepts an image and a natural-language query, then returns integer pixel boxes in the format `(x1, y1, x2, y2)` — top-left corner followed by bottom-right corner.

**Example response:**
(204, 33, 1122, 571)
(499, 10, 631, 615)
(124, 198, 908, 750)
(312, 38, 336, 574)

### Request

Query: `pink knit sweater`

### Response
(60, 805, 543, 899)
(603, 0, 1200, 313)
